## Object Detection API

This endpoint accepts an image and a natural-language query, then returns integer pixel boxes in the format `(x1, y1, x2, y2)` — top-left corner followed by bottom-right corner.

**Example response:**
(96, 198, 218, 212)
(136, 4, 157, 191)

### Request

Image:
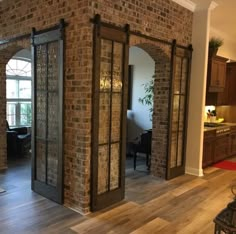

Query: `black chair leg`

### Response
(146, 154, 151, 170)
(134, 152, 137, 170)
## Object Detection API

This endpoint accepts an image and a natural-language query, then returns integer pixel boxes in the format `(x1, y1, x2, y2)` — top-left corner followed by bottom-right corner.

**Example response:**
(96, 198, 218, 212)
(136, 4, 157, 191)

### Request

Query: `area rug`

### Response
(0, 187, 6, 193)
(213, 160, 236, 171)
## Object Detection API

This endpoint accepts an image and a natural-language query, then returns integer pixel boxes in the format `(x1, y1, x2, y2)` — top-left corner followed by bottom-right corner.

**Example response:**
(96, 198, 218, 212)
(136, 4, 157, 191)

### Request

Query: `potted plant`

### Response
(209, 37, 223, 57)
(138, 75, 154, 121)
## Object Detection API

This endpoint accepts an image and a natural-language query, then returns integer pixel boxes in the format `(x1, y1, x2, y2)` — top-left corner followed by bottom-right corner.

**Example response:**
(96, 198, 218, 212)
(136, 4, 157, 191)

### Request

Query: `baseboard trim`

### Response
(185, 166, 204, 177)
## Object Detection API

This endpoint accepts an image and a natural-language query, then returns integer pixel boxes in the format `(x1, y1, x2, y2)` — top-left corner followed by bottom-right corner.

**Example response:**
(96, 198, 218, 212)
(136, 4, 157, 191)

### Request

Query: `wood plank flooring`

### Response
(1, 156, 236, 233)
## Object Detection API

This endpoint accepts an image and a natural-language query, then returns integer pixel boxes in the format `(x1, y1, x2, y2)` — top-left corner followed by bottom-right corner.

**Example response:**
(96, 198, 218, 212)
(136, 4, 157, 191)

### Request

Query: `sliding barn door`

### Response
(91, 16, 129, 211)
(167, 40, 192, 180)
(31, 21, 64, 203)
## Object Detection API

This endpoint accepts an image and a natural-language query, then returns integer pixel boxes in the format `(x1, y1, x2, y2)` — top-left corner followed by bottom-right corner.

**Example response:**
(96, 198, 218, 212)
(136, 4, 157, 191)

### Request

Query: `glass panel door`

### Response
(91, 19, 129, 211)
(167, 44, 192, 180)
(31, 23, 64, 204)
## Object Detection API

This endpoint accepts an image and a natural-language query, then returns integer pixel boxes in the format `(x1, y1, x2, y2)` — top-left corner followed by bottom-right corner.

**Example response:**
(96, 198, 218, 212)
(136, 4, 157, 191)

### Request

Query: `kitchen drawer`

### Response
(204, 130, 216, 139)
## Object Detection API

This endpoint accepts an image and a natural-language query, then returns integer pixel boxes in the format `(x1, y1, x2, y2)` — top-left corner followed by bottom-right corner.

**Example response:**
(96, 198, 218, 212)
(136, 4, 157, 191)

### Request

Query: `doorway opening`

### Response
(6, 49, 32, 161)
(126, 46, 154, 176)
(3, 48, 32, 197)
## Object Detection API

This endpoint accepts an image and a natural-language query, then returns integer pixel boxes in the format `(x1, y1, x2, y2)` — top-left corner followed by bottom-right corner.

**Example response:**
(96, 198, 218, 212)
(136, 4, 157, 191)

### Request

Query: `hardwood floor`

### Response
(1, 156, 236, 233)
(0, 156, 84, 234)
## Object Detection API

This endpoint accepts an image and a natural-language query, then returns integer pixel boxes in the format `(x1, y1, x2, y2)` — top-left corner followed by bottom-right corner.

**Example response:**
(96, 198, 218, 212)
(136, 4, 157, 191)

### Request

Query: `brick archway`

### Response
(0, 39, 30, 170)
(130, 36, 172, 178)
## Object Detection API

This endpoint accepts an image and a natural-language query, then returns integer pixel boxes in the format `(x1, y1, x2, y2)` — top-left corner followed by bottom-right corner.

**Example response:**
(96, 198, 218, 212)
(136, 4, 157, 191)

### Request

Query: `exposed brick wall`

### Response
(0, 0, 192, 213)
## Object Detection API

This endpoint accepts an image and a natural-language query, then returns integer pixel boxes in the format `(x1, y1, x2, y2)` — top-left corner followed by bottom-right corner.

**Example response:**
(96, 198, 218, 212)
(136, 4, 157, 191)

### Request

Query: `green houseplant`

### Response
(138, 75, 154, 121)
(209, 37, 223, 57)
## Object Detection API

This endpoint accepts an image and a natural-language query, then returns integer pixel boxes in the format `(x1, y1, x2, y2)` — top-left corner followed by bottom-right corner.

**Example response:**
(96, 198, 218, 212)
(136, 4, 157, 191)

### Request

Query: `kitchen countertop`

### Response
(204, 122, 236, 132)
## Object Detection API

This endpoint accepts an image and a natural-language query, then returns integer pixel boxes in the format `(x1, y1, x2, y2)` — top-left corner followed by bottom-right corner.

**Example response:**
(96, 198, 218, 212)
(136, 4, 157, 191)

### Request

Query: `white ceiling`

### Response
(192, 0, 236, 41)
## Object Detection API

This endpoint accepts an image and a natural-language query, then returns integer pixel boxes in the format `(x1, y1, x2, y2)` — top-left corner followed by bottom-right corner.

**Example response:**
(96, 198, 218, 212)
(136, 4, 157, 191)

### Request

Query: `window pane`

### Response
(7, 80, 18, 98)
(6, 102, 16, 126)
(20, 102, 32, 126)
(19, 80, 31, 99)
(6, 59, 31, 77)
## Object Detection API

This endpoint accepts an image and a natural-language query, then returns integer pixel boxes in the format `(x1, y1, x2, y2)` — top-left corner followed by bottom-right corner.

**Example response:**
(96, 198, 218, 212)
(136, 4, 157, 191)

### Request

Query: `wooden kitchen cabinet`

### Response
(203, 130, 215, 168)
(217, 62, 236, 105)
(207, 56, 228, 92)
(205, 56, 228, 105)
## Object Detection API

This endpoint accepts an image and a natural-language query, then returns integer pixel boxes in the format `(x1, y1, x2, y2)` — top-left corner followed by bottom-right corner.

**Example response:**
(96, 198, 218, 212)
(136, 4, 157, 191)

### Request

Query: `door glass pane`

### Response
(110, 143, 120, 190)
(112, 42, 123, 93)
(47, 142, 58, 187)
(48, 92, 58, 141)
(36, 93, 46, 138)
(172, 95, 179, 132)
(111, 93, 121, 142)
(177, 96, 185, 167)
(98, 145, 109, 195)
(36, 45, 47, 91)
(99, 93, 110, 145)
(100, 39, 112, 92)
(181, 58, 188, 94)
(177, 132, 183, 166)
(170, 133, 177, 168)
(35, 44, 47, 183)
(48, 42, 59, 91)
(36, 140, 46, 182)
(179, 96, 185, 131)
(173, 57, 181, 94)
(170, 56, 187, 169)
(99, 39, 112, 145)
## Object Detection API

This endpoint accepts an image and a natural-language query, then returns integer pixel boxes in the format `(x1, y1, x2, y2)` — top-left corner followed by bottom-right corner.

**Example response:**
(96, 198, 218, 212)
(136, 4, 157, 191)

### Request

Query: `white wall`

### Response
(210, 27, 236, 61)
(14, 49, 31, 60)
(127, 46, 155, 141)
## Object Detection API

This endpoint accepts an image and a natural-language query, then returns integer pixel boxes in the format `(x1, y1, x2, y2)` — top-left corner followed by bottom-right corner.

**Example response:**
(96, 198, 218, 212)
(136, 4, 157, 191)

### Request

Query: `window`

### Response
(6, 58, 32, 127)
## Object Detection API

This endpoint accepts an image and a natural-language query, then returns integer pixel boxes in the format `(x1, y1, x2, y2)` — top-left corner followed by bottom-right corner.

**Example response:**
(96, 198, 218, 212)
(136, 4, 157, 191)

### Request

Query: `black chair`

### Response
(6, 120, 31, 157)
(130, 130, 152, 170)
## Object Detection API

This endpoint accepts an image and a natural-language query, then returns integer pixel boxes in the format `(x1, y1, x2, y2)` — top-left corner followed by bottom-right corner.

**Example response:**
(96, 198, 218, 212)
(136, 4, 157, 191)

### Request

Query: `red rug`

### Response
(213, 160, 236, 170)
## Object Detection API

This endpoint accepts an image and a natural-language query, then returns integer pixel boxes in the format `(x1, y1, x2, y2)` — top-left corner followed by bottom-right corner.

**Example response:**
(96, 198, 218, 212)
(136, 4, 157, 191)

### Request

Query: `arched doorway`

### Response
(6, 49, 32, 157)
(126, 46, 154, 173)
(0, 42, 30, 171)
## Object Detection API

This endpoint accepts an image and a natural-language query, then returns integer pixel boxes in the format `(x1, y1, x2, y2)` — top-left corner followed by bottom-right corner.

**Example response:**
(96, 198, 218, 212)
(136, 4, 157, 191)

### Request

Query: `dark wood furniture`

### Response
(203, 126, 231, 168)
(130, 130, 152, 170)
(214, 198, 236, 233)
(6, 120, 31, 157)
